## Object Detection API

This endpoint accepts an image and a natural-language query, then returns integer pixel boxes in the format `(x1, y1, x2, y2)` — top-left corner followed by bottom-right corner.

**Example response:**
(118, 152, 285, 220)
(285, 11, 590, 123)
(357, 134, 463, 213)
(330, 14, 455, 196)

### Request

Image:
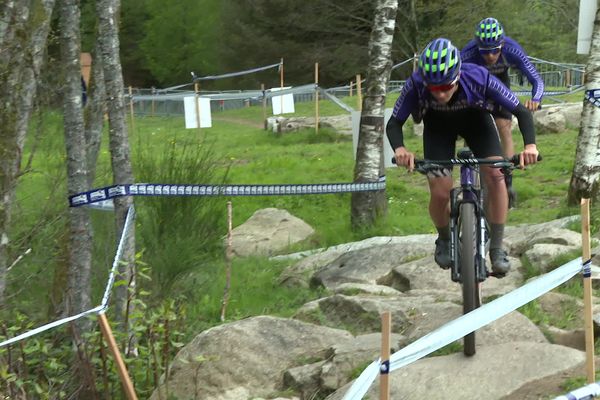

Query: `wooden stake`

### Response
(220, 201, 233, 322)
(315, 62, 319, 135)
(128, 86, 135, 133)
(262, 83, 267, 130)
(356, 74, 362, 111)
(194, 82, 201, 133)
(280, 58, 284, 88)
(151, 87, 155, 118)
(279, 58, 283, 114)
(349, 80, 354, 97)
(581, 198, 595, 383)
(98, 313, 138, 400)
(380, 311, 391, 400)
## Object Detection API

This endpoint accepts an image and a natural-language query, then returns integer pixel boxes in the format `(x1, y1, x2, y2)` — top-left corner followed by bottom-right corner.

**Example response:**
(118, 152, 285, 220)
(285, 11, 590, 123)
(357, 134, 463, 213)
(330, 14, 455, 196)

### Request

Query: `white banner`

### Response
(184, 96, 212, 128)
(271, 86, 295, 115)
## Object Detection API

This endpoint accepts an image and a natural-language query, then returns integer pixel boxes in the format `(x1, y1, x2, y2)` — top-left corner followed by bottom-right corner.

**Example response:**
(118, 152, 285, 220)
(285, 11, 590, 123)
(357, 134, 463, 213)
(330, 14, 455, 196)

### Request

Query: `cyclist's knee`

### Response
(429, 182, 452, 203)
(483, 168, 505, 186)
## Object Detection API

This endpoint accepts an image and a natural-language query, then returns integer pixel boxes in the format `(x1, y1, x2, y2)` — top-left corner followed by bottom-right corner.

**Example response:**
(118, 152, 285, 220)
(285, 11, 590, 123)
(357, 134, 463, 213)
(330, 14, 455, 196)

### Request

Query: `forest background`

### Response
(86, 0, 583, 90)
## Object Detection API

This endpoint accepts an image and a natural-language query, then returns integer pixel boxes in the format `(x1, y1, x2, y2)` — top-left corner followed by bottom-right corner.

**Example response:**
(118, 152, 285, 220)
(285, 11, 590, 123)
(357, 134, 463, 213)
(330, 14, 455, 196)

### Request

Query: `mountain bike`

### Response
(392, 149, 539, 356)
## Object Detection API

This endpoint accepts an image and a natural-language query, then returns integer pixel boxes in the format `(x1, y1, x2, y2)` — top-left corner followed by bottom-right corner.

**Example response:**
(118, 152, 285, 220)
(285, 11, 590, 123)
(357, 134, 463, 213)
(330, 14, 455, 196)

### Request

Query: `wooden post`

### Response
(128, 86, 135, 133)
(151, 87, 156, 118)
(315, 62, 319, 135)
(380, 311, 391, 400)
(349, 80, 354, 97)
(356, 74, 362, 111)
(220, 201, 233, 322)
(280, 58, 284, 88)
(413, 52, 419, 72)
(262, 83, 267, 130)
(98, 313, 138, 400)
(194, 82, 201, 133)
(581, 198, 595, 383)
(279, 58, 283, 114)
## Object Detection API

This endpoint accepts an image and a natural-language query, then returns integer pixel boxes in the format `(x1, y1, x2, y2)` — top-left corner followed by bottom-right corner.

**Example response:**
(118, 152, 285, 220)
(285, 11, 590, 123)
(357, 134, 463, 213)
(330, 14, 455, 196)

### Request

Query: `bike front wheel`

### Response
(460, 202, 479, 356)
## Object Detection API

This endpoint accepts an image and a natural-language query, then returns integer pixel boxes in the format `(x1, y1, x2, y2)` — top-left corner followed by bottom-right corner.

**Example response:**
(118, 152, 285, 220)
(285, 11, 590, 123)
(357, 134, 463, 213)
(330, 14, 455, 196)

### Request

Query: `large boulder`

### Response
(230, 208, 315, 257)
(150, 316, 352, 400)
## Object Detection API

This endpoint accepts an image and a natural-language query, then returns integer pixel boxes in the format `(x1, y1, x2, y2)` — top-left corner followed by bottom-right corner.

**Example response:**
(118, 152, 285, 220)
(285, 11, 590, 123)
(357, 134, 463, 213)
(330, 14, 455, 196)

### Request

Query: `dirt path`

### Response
(213, 115, 264, 129)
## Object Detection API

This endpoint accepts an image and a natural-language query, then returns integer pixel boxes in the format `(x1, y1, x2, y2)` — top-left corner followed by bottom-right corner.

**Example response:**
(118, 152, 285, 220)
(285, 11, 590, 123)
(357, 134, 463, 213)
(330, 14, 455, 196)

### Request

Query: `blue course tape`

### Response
(585, 89, 600, 107)
(69, 177, 387, 207)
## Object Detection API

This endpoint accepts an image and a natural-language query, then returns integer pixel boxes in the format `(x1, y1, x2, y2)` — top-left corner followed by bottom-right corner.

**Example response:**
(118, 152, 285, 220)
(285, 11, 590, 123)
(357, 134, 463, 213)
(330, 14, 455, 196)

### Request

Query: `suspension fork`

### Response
(449, 187, 461, 283)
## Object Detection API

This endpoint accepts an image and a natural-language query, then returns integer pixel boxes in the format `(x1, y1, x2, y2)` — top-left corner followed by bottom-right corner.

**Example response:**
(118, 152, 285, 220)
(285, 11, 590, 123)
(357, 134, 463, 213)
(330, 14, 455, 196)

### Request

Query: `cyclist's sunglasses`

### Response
(426, 79, 458, 92)
(479, 46, 502, 55)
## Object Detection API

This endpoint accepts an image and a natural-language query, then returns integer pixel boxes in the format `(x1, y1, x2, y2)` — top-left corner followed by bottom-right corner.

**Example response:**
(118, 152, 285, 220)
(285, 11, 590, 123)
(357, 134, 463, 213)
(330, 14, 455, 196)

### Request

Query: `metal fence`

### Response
(128, 58, 584, 117)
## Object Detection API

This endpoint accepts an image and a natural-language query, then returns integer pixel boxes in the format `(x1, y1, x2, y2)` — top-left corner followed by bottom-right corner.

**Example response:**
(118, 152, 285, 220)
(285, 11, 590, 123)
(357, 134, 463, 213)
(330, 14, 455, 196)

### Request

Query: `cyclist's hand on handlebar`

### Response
(519, 144, 539, 167)
(525, 99, 541, 112)
(394, 147, 415, 172)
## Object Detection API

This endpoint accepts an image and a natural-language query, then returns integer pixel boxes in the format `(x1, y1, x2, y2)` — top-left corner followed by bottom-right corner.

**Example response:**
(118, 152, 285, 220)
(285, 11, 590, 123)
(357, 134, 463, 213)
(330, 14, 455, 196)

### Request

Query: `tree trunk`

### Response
(0, 0, 55, 306)
(59, 0, 93, 321)
(85, 42, 107, 185)
(96, 0, 137, 342)
(350, 0, 397, 229)
(568, 6, 600, 205)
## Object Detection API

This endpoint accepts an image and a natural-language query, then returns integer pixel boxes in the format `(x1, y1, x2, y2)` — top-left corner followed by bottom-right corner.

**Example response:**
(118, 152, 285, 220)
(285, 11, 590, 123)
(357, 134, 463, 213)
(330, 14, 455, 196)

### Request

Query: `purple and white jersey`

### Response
(461, 36, 544, 102)
(391, 63, 520, 124)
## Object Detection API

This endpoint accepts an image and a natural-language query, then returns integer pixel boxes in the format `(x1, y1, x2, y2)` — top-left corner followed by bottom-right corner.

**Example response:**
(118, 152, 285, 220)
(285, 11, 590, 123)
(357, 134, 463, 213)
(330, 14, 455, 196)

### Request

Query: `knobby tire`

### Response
(460, 203, 478, 356)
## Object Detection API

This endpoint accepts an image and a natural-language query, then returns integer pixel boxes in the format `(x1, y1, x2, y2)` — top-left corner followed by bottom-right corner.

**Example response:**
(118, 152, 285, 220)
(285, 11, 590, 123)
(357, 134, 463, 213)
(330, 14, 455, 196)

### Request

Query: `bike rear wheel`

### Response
(460, 203, 479, 356)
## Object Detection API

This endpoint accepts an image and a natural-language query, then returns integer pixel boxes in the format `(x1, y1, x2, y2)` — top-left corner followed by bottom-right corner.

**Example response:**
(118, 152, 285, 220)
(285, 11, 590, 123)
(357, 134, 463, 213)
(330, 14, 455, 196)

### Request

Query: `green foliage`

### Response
(428, 341, 463, 356)
(0, 261, 187, 399)
(139, 0, 221, 86)
(134, 133, 226, 295)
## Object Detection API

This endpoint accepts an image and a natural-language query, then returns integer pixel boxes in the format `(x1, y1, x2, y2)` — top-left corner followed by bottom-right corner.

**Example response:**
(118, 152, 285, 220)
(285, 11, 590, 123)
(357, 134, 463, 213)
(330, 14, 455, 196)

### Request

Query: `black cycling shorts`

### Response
(422, 108, 503, 161)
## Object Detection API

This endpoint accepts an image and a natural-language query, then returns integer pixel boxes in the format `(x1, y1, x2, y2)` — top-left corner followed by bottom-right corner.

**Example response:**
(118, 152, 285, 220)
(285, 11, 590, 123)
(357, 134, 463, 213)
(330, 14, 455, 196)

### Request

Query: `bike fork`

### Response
(449, 188, 461, 283)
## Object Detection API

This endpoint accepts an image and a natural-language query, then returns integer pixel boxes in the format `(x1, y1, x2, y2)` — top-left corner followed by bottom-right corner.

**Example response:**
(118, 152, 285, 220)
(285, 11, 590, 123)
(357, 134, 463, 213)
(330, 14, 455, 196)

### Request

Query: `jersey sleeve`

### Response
(387, 77, 419, 150)
(504, 44, 544, 102)
(391, 76, 419, 123)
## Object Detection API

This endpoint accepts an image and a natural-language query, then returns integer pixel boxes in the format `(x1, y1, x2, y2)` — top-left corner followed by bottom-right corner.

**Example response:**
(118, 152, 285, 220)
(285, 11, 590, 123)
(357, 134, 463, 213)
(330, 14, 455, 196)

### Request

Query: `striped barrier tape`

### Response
(554, 382, 600, 400)
(585, 89, 600, 108)
(342, 257, 583, 400)
(0, 206, 135, 348)
(68, 177, 387, 207)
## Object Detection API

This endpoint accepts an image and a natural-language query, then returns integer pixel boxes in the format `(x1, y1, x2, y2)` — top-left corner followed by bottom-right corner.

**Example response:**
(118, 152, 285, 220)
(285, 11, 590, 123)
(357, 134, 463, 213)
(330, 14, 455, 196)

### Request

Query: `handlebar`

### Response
(391, 154, 542, 174)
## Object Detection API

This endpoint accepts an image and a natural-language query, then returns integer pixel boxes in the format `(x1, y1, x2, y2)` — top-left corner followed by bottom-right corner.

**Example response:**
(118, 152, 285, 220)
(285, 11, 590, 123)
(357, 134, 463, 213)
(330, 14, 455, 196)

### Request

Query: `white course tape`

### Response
(342, 257, 582, 400)
(0, 305, 104, 348)
(554, 382, 600, 400)
(99, 206, 136, 312)
(342, 360, 381, 400)
(0, 206, 136, 348)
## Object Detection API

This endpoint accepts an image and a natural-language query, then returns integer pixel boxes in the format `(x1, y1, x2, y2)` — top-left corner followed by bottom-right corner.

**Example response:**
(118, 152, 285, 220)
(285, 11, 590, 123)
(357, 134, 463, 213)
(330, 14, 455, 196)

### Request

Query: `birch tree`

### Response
(0, 0, 55, 305)
(568, 6, 600, 204)
(59, 0, 94, 326)
(350, 0, 397, 228)
(96, 0, 137, 343)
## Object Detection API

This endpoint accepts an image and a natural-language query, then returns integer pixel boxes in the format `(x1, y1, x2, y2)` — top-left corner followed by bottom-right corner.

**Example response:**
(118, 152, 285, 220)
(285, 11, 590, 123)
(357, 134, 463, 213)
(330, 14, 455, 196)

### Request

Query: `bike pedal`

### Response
(488, 271, 506, 279)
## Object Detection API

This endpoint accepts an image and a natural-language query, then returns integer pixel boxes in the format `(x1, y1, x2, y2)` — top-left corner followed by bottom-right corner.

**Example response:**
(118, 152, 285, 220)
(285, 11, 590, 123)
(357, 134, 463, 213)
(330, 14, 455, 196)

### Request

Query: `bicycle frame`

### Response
(449, 160, 487, 284)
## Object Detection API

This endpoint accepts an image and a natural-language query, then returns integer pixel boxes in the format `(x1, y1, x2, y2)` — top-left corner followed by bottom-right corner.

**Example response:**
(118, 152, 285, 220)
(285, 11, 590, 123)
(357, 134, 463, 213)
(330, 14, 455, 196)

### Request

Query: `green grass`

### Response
(11, 93, 595, 339)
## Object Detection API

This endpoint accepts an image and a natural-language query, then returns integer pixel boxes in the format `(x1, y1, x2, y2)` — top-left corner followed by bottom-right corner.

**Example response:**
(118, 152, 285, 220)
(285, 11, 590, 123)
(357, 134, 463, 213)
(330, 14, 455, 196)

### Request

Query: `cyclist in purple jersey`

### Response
(387, 38, 539, 275)
(462, 17, 544, 206)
